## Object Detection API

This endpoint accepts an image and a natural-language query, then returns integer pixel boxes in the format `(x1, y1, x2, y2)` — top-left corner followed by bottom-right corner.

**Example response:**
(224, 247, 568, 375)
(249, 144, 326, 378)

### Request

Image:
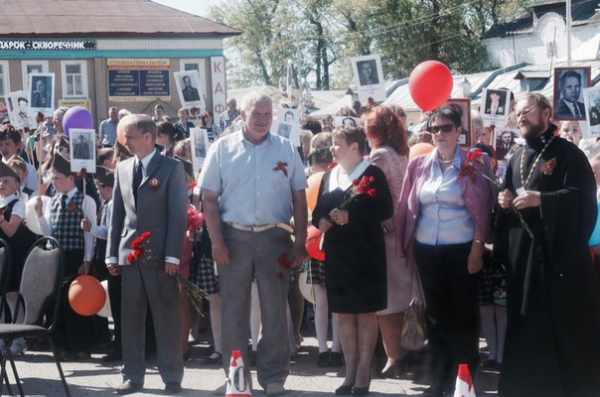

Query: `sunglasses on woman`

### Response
(429, 124, 455, 134)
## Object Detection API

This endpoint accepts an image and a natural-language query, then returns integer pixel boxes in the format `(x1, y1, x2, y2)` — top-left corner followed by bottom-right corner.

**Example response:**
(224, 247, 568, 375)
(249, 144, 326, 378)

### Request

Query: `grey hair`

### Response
(118, 114, 157, 140)
(240, 92, 272, 113)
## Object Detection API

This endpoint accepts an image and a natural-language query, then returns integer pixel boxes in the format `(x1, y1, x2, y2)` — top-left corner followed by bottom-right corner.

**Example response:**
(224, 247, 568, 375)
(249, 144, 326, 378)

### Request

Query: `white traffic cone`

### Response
(226, 349, 252, 397)
(454, 363, 476, 397)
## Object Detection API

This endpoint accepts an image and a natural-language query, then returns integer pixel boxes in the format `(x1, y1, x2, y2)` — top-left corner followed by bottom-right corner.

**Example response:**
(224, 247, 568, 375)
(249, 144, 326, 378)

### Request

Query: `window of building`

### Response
(21, 61, 49, 92)
(0, 61, 9, 97)
(61, 61, 88, 98)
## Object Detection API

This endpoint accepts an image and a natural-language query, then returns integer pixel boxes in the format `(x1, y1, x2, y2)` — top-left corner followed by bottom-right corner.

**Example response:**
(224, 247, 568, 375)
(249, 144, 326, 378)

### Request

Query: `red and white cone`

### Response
(454, 363, 476, 397)
(225, 349, 252, 397)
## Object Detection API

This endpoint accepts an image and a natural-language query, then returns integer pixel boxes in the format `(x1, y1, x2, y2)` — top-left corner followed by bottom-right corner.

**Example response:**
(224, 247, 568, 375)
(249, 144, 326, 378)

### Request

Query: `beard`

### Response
(520, 120, 546, 140)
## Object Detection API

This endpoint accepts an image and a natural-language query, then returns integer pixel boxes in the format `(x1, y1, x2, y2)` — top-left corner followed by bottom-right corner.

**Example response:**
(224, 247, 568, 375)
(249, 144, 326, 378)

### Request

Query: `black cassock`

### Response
(496, 127, 600, 397)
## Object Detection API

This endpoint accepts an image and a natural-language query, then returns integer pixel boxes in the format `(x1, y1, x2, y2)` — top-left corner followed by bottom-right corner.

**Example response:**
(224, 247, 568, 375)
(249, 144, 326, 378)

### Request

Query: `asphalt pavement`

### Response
(2, 327, 500, 396)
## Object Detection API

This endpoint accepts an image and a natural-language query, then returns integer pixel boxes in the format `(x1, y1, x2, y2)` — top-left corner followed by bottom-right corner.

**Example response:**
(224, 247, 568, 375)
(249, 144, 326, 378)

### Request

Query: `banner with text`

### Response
(211, 57, 227, 118)
(107, 59, 170, 102)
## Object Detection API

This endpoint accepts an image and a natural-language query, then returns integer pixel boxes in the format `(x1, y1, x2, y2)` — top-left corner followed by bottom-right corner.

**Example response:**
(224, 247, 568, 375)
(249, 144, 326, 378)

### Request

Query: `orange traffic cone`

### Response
(454, 363, 476, 397)
(226, 349, 252, 397)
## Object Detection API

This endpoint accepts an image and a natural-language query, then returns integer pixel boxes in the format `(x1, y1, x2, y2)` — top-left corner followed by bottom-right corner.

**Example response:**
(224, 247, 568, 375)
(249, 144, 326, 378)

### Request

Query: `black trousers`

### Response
(53, 249, 94, 353)
(414, 241, 479, 390)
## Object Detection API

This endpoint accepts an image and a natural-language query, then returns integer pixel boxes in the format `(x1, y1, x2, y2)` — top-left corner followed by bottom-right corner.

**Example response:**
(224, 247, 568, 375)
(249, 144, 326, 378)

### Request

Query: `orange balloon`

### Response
(306, 172, 324, 211)
(68, 275, 106, 316)
(409, 143, 434, 160)
(117, 125, 125, 144)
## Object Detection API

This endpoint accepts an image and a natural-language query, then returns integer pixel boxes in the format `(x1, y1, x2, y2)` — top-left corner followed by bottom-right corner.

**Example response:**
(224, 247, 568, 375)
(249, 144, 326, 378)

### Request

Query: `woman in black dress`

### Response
(312, 126, 393, 396)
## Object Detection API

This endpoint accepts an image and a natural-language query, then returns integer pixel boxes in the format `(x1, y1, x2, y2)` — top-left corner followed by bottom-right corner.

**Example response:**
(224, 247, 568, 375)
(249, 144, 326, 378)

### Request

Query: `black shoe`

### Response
(422, 385, 444, 397)
(379, 359, 402, 378)
(101, 351, 122, 362)
(330, 352, 344, 367)
(352, 384, 370, 397)
(164, 382, 182, 395)
(335, 383, 354, 396)
(317, 352, 330, 367)
(203, 351, 222, 365)
(116, 380, 143, 395)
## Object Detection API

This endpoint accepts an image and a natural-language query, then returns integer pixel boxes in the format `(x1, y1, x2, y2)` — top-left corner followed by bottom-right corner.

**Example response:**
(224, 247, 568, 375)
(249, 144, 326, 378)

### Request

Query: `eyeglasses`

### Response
(429, 124, 455, 134)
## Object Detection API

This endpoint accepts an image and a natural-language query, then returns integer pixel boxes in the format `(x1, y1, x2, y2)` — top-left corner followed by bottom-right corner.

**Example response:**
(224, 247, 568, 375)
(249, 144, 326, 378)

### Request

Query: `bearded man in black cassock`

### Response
(496, 92, 600, 397)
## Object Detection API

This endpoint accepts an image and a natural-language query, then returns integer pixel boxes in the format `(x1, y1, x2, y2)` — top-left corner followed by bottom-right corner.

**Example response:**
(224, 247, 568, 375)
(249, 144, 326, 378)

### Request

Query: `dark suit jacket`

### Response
(182, 86, 200, 102)
(590, 106, 600, 127)
(555, 99, 586, 119)
(108, 150, 188, 265)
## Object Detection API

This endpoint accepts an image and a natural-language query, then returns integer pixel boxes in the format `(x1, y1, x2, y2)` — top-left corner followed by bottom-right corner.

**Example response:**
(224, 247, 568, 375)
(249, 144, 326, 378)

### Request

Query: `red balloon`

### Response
(68, 275, 106, 316)
(306, 225, 325, 261)
(409, 61, 453, 111)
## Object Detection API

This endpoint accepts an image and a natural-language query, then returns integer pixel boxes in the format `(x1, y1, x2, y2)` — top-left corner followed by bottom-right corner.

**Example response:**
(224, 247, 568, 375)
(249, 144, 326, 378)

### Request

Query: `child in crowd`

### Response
(6, 156, 37, 202)
(0, 162, 36, 354)
(34, 154, 96, 360)
(81, 166, 120, 361)
(0, 125, 39, 193)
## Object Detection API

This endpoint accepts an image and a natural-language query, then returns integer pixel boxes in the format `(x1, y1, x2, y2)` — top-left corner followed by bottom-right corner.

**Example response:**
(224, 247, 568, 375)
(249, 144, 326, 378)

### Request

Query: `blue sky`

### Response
(152, 0, 223, 18)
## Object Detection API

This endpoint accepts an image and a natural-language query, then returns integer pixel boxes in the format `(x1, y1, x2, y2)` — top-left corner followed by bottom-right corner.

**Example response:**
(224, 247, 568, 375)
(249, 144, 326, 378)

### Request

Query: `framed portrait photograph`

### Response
(190, 127, 210, 174)
(351, 54, 386, 103)
(69, 129, 97, 174)
(445, 98, 471, 148)
(28, 73, 55, 116)
(494, 128, 519, 162)
(553, 66, 591, 121)
(174, 70, 206, 111)
(21, 61, 48, 92)
(583, 86, 600, 139)
(275, 108, 300, 146)
(6, 90, 32, 130)
(481, 88, 510, 128)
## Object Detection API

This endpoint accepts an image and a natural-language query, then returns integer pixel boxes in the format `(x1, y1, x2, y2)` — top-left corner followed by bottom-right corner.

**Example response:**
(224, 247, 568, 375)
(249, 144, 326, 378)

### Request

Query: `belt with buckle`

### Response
(225, 222, 294, 234)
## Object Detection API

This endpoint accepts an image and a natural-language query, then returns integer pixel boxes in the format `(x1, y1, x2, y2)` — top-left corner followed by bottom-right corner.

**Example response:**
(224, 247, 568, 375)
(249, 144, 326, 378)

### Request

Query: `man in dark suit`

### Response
(181, 75, 200, 102)
(106, 114, 188, 395)
(73, 134, 90, 159)
(555, 70, 586, 119)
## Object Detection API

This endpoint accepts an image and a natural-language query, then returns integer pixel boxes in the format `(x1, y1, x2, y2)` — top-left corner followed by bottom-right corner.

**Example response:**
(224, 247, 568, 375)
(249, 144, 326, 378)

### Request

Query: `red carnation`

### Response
(140, 231, 152, 241)
(277, 252, 293, 269)
(133, 248, 145, 260)
(127, 252, 135, 264)
(352, 179, 360, 186)
(368, 188, 376, 197)
(131, 236, 144, 250)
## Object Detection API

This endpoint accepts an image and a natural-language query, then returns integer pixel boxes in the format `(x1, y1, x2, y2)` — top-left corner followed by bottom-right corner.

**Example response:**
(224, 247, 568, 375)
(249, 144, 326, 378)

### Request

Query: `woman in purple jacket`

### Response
(396, 106, 496, 397)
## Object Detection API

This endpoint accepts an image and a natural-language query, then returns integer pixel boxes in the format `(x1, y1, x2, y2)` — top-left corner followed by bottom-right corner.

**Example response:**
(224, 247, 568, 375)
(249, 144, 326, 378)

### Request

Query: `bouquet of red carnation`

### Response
(339, 175, 377, 209)
(186, 205, 204, 232)
(460, 147, 533, 238)
(128, 231, 207, 313)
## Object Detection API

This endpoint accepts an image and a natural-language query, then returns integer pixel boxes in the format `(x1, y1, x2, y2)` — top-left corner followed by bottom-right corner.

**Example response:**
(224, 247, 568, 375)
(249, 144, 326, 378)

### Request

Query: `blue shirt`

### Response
(415, 147, 474, 245)
(199, 130, 307, 225)
(99, 118, 118, 146)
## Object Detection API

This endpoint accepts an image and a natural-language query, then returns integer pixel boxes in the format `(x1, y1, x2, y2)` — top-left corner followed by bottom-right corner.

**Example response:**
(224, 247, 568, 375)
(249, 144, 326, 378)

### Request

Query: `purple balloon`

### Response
(62, 106, 93, 137)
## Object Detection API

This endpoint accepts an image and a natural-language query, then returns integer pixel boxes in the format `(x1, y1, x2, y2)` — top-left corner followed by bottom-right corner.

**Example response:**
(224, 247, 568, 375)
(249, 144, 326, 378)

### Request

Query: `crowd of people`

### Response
(0, 88, 598, 397)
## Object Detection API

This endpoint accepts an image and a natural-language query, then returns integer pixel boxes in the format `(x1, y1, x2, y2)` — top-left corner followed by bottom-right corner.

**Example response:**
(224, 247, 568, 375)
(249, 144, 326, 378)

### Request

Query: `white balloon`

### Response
(298, 271, 316, 305)
(97, 280, 112, 318)
(25, 196, 51, 236)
